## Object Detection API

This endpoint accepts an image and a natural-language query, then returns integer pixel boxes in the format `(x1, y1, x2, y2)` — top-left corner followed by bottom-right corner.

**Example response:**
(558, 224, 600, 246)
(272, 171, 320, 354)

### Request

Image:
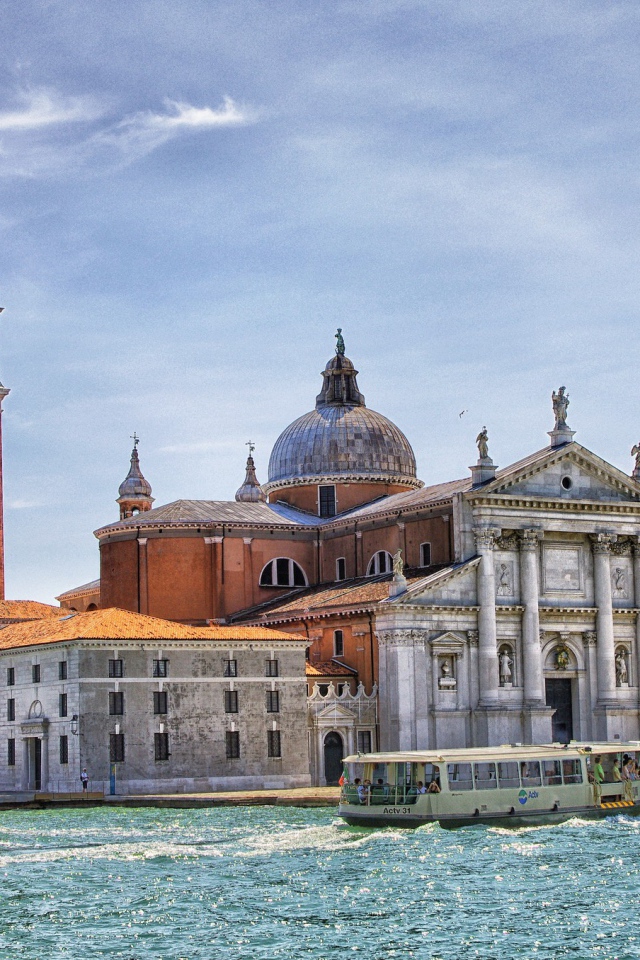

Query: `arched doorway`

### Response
(323, 732, 344, 785)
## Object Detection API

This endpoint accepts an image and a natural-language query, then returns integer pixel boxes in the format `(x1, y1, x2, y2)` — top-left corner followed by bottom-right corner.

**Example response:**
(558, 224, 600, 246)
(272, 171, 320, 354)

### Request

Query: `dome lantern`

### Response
(235, 443, 266, 503)
(117, 434, 154, 520)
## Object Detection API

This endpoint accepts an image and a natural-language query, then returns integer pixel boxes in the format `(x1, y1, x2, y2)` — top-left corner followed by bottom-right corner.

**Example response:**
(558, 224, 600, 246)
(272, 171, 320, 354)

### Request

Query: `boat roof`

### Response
(343, 742, 640, 764)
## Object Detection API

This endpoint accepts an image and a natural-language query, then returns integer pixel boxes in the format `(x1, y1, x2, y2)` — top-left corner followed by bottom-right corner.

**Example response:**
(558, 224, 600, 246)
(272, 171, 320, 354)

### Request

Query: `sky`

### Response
(2, 1, 640, 603)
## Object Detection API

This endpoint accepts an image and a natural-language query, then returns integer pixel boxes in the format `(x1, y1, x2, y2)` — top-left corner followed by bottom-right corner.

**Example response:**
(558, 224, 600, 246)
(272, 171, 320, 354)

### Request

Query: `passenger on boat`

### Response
(416, 781, 427, 794)
(428, 780, 441, 794)
(613, 759, 623, 783)
(593, 756, 605, 784)
(355, 778, 368, 803)
(371, 778, 389, 801)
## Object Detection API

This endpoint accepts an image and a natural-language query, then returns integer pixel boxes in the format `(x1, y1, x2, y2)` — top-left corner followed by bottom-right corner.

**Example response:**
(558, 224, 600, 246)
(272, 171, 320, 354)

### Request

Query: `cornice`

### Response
(262, 473, 424, 494)
(469, 494, 640, 515)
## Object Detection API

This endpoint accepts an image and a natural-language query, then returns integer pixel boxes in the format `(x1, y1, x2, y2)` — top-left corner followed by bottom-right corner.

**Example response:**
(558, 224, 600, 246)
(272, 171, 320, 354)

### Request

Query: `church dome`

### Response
(118, 442, 152, 499)
(265, 332, 421, 492)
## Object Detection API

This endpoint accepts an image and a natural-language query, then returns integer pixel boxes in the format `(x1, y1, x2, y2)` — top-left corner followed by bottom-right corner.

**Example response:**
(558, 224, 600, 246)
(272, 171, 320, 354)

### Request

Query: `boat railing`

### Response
(340, 785, 422, 806)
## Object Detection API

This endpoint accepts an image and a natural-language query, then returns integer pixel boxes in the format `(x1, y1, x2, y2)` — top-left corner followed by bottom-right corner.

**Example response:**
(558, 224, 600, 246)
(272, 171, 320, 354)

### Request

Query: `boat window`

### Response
(425, 763, 441, 789)
(447, 762, 473, 791)
(542, 759, 562, 786)
(562, 758, 583, 784)
(474, 762, 497, 789)
(498, 761, 520, 789)
(520, 760, 541, 787)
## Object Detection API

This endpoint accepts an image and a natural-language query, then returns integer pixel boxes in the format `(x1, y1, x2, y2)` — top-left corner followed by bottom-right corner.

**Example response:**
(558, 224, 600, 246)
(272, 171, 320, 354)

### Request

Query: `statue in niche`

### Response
(392, 549, 404, 578)
(497, 563, 511, 596)
(476, 426, 489, 460)
(555, 646, 570, 670)
(499, 650, 513, 684)
(552, 386, 570, 429)
(335, 328, 345, 356)
(616, 650, 628, 686)
(612, 567, 627, 596)
(438, 658, 456, 689)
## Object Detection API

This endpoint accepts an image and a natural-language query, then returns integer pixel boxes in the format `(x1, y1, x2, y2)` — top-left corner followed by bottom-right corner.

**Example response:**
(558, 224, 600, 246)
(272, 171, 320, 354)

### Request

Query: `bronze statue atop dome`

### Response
(335, 328, 345, 356)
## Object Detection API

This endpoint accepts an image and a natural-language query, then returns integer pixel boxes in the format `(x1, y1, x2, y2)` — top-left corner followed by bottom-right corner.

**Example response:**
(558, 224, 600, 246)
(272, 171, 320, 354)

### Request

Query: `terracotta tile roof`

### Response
(0, 608, 306, 651)
(56, 579, 100, 600)
(306, 660, 358, 677)
(0, 600, 62, 622)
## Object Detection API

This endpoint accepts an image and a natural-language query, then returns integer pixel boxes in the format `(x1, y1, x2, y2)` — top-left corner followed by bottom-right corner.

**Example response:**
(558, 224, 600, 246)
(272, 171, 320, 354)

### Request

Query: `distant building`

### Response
(0, 608, 309, 794)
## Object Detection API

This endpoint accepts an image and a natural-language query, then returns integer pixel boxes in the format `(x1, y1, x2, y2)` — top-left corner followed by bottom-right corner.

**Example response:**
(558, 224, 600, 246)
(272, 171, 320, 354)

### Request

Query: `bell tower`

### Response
(117, 434, 154, 520)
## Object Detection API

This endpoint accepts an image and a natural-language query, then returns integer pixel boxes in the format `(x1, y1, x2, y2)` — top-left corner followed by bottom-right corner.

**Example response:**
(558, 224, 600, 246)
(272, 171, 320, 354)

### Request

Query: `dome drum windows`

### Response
(259, 558, 308, 589)
(419, 542, 432, 567)
(366, 551, 393, 576)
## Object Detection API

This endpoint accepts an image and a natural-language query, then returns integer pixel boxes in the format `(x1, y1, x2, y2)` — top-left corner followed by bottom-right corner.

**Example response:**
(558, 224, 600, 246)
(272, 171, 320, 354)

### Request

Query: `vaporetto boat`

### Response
(338, 742, 640, 828)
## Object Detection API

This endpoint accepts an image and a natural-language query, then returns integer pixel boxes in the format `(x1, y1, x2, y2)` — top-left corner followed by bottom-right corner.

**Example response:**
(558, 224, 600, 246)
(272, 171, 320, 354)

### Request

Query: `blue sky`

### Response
(2, 1, 640, 602)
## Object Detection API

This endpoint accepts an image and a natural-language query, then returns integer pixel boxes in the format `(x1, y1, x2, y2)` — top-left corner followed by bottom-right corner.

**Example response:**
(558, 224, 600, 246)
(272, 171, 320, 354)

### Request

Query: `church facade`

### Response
(58, 334, 640, 782)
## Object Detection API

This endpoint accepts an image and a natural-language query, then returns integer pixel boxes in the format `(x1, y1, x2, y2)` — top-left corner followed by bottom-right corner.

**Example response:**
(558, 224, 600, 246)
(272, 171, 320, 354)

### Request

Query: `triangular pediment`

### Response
(315, 702, 360, 722)
(383, 557, 480, 607)
(467, 443, 640, 504)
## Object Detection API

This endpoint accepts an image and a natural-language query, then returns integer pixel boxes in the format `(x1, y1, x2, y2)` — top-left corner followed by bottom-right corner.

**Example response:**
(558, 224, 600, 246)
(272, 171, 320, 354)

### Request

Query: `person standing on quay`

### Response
(80, 768, 89, 795)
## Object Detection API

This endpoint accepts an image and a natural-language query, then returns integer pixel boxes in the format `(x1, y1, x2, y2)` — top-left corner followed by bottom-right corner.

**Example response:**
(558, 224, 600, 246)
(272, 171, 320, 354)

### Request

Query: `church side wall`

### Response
(100, 540, 139, 611)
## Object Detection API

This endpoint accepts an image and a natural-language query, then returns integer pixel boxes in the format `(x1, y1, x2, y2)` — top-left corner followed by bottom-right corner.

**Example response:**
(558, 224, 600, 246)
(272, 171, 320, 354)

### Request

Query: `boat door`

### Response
(545, 678, 573, 743)
(323, 732, 344, 785)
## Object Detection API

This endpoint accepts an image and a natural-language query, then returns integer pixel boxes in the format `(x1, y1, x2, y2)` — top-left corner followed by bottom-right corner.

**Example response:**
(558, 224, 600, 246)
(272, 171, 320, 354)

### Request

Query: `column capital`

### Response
(590, 533, 617, 554)
(474, 527, 500, 551)
(519, 528, 543, 551)
(137, 538, 148, 547)
(467, 630, 479, 647)
(582, 631, 597, 647)
(242, 537, 253, 545)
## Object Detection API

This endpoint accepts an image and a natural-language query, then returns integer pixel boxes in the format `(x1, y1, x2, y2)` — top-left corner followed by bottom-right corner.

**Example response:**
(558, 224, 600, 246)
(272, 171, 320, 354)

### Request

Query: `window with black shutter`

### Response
(225, 731, 240, 759)
(59, 735, 69, 765)
(6, 667, 14, 687)
(224, 690, 238, 713)
(32, 664, 41, 684)
(266, 691, 280, 713)
(58, 661, 67, 680)
(153, 691, 168, 715)
(154, 732, 169, 761)
(153, 660, 168, 678)
(108, 659, 123, 678)
(7, 739, 15, 766)
(109, 692, 124, 716)
(59, 693, 68, 718)
(267, 730, 281, 758)
(223, 659, 237, 677)
(7, 699, 15, 722)
(109, 733, 125, 762)
(265, 659, 279, 677)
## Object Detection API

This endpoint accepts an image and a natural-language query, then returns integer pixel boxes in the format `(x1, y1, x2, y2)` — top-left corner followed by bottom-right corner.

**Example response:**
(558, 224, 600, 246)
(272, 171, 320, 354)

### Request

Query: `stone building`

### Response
(0, 608, 310, 794)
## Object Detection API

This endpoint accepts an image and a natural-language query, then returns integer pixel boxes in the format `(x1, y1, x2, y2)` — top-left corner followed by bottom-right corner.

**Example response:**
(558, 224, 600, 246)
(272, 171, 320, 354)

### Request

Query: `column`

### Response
(633, 539, 640, 704)
(582, 632, 597, 740)
(138, 538, 148, 615)
(474, 528, 500, 704)
(242, 538, 253, 607)
(591, 534, 617, 702)
(519, 530, 544, 703)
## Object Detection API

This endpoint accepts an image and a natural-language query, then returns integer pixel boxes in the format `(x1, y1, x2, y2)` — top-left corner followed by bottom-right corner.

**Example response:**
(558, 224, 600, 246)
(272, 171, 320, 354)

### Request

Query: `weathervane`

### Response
(130, 432, 139, 448)
(246, 440, 255, 457)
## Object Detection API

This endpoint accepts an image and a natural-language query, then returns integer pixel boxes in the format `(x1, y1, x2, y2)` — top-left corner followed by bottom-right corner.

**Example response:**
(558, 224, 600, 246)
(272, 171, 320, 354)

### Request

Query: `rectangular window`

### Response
(267, 729, 281, 758)
(224, 690, 238, 713)
(6, 667, 14, 687)
(336, 557, 346, 581)
(265, 659, 279, 677)
(357, 731, 372, 754)
(59, 693, 68, 718)
(152, 659, 168, 678)
(153, 691, 168, 715)
(7, 738, 15, 766)
(266, 690, 280, 713)
(109, 691, 124, 716)
(447, 762, 473, 791)
(420, 542, 432, 567)
(542, 759, 562, 786)
(59, 735, 69, 765)
(32, 664, 41, 684)
(497, 761, 520, 789)
(58, 661, 67, 681)
(520, 760, 541, 787)
(108, 659, 123, 678)
(474, 762, 497, 789)
(109, 733, 125, 763)
(223, 659, 237, 678)
(225, 730, 240, 759)
(319, 485, 336, 518)
(154, 732, 169, 761)
(333, 630, 344, 657)
(7, 699, 15, 722)
(562, 758, 583, 784)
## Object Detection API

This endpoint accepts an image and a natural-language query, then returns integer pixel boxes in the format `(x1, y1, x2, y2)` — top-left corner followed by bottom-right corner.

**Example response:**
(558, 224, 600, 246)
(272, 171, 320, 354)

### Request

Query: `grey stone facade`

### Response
(0, 635, 310, 794)
(376, 441, 640, 751)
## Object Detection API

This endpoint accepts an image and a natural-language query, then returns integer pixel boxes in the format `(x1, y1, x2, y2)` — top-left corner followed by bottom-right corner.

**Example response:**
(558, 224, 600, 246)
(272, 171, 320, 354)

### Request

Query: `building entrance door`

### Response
(323, 732, 344, 785)
(545, 678, 573, 743)
(26, 738, 42, 790)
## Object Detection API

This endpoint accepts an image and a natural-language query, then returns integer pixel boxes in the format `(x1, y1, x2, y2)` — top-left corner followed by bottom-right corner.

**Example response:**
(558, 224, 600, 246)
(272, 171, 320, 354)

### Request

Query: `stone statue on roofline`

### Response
(631, 442, 640, 480)
(476, 426, 489, 461)
(552, 386, 570, 430)
(335, 328, 345, 356)
(392, 549, 404, 578)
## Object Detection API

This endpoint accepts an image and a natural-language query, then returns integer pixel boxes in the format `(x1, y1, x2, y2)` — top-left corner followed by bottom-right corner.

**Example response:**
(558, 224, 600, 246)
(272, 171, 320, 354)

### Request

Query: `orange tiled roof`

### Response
(0, 607, 306, 651)
(0, 600, 62, 621)
(306, 660, 357, 677)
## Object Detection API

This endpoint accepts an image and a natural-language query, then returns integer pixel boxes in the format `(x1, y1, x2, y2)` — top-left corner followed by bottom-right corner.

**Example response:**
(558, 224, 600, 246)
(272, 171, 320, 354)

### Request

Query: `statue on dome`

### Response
(476, 427, 489, 461)
(552, 386, 570, 429)
(335, 328, 345, 356)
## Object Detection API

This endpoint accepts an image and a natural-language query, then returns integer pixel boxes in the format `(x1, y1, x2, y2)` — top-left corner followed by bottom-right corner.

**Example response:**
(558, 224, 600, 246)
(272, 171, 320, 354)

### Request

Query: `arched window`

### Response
(419, 542, 432, 567)
(366, 551, 392, 576)
(259, 558, 308, 588)
(86, 603, 98, 611)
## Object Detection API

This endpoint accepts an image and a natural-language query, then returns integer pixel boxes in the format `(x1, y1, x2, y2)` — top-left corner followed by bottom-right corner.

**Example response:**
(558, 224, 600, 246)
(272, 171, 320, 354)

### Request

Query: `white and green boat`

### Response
(338, 742, 640, 828)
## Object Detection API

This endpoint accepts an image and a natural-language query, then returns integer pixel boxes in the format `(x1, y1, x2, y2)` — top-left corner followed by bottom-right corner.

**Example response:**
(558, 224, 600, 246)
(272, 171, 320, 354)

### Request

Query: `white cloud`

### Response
(91, 96, 257, 163)
(0, 88, 104, 131)
(8, 499, 45, 510)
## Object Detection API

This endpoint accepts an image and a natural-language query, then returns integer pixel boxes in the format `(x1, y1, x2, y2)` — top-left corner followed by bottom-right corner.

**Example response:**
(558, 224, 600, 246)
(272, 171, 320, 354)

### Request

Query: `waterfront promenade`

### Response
(0, 785, 340, 809)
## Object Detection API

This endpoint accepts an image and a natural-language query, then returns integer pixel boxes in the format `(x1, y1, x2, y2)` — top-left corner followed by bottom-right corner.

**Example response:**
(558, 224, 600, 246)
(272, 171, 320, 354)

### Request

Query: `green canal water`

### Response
(0, 806, 638, 959)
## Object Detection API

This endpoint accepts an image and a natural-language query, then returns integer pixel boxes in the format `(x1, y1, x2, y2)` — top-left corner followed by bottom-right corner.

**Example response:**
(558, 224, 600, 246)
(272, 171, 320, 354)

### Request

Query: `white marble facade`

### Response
(375, 442, 640, 751)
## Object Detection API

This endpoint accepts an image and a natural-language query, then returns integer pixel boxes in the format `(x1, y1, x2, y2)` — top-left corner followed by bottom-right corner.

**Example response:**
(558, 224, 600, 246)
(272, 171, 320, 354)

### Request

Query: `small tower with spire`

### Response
(235, 442, 266, 503)
(117, 434, 154, 520)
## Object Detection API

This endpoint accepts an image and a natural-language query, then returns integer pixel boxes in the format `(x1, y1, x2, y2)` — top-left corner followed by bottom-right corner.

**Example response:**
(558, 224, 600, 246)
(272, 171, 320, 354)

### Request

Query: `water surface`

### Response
(0, 805, 637, 959)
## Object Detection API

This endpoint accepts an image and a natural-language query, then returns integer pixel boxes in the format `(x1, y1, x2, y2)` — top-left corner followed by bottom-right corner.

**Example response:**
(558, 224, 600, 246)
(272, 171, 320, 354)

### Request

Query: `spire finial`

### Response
(246, 440, 255, 457)
(130, 431, 139, 449)
(335, 328, 345, 356)
(235, 444, 266, 502)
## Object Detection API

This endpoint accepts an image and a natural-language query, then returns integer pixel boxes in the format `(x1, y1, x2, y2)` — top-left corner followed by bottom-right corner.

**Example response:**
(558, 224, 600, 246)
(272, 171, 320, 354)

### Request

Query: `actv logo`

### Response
(518, 789, 528, 805)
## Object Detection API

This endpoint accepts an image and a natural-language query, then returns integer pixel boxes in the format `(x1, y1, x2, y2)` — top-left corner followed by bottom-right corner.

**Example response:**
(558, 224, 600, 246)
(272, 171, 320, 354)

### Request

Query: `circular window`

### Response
(561, 476, 573, 490)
